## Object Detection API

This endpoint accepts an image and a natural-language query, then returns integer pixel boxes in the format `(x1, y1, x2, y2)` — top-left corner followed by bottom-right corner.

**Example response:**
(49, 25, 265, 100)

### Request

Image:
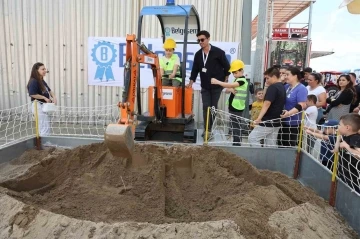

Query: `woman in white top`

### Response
(306, 73, 326, 123)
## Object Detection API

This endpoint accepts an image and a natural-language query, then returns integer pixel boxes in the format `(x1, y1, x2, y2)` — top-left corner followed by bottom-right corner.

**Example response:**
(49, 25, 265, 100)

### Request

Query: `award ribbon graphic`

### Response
(91, 41, 117, 81)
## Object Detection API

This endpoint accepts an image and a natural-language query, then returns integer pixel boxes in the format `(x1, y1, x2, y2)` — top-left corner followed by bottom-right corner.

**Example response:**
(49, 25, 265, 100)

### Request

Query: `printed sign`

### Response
(88, 37, 239, 90)
(162, 16, 199, 41)
(162, 89, 174, 100)
(152, 88, 174, 100)
(272, 28, 309, 40)
(273, 28, 308, 34)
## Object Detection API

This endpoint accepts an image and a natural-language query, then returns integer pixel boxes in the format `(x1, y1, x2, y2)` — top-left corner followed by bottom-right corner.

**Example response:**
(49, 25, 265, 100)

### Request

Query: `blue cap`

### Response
(323, 120, 339, 127)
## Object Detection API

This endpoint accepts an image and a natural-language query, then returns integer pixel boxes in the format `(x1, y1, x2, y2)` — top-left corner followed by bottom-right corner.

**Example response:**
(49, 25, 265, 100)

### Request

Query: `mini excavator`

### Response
(104, 1, 200, 159)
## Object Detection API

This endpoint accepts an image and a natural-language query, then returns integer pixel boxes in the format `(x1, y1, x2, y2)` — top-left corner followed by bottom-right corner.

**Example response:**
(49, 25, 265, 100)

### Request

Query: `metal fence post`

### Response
(294, 111, 305, 179)
(34, 100, 41, 150)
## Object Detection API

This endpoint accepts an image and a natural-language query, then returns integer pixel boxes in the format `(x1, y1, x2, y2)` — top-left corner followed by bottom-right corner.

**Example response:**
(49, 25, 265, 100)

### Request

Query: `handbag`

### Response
(42, 87, 57, 113)
(42, 103, 57, 113)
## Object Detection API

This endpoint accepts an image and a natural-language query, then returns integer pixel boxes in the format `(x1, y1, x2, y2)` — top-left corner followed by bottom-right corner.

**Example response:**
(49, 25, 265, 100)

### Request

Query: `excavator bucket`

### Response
(104, 124, 135, 159)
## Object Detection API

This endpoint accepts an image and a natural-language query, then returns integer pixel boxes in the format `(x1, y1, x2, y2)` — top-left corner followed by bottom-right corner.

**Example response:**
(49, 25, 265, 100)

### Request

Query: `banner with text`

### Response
(88, 37, 239, 90)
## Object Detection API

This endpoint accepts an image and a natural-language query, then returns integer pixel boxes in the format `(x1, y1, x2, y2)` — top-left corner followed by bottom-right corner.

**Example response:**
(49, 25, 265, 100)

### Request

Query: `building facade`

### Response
(0, 0, 244, 124)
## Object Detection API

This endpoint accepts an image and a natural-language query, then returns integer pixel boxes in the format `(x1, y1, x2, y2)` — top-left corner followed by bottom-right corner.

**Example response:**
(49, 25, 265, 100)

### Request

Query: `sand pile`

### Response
(0, 143, 358, 239)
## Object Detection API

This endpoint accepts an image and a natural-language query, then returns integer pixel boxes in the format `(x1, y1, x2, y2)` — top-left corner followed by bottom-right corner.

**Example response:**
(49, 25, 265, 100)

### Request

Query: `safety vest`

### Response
(227, 77, 248, 111)
(160, 54, 181, 82)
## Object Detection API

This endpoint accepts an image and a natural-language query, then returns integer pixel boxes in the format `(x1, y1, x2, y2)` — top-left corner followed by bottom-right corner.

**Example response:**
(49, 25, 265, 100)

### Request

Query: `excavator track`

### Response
(134, 118, 196, 143)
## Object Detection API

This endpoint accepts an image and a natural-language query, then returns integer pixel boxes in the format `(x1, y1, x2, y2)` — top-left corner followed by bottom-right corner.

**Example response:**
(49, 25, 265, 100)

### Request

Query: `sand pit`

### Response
(0, 143, 359, 239)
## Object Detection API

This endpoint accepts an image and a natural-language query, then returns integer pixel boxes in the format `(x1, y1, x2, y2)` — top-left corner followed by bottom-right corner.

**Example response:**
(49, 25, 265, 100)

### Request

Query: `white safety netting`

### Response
(46, 104, 119, 137)
(0, 103, 36, 147)
(303, 119, 360, 195)
(206, 107, 303, 148)
(0, 102, 119, 148)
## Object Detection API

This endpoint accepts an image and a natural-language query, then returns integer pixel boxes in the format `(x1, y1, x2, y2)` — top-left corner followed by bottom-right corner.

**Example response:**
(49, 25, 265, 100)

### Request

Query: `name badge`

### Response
(202, 68, 207, 73)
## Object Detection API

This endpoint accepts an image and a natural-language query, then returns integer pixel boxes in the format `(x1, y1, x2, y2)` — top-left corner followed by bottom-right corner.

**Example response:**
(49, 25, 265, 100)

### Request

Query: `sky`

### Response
(251, 0, 360, 72)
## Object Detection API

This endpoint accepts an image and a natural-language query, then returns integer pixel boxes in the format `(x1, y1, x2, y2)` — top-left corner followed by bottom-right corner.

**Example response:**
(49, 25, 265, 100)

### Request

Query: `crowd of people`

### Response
(209, 59, 360, 193)
(248, 66, 360, 146)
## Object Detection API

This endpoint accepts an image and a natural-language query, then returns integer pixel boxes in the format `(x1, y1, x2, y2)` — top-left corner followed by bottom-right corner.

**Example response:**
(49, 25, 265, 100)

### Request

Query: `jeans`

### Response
(306, 133, 316, 153)
(317, 108, 324, 124)
(229, 110, 244, 143)
(162, 78, 181, 87)
(32, 101, 50, 136)
(278, 124, 300, 147)
(201, 87, 223, 131)
(248, 126, 280, 147)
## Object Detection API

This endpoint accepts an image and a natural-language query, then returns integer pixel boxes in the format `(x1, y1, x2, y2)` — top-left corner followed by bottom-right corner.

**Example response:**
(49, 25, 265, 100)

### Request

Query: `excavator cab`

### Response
(105, 0, 201, 159)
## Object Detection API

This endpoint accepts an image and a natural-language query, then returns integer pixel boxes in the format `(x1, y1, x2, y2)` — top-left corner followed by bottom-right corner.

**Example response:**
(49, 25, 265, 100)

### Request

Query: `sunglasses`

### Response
(197, 38, 207, 43)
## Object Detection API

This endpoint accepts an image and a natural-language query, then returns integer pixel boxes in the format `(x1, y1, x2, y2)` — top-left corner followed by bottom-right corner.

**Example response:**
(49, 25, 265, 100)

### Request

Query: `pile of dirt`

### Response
(0, 147, 64, 184)
(0, 143, 358, 239)
(0, 193, 243, 239)
(269, 202, 357, 239)
(10, 147, 59, 165)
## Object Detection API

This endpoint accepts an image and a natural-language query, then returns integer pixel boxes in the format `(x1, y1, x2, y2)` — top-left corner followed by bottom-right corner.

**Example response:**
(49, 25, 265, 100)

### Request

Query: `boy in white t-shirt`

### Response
(305, 95, 318, 129)
(305, 94, 319, 153)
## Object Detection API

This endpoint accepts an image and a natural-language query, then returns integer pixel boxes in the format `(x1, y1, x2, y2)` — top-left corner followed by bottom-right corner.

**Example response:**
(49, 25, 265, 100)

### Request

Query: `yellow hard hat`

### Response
(163, 38, 176, 49)
(229, 60, 245, 72)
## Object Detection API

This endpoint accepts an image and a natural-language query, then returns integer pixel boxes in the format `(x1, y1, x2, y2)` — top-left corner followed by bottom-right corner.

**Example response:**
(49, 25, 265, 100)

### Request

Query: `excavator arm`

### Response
(120, 34, 164, 124)
(105, 34, 164, 159)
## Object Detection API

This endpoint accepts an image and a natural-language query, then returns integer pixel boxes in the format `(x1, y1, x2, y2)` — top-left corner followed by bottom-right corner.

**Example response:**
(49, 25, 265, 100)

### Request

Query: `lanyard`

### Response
(286, 83, 300, 97)
(202, 46, 211, 66)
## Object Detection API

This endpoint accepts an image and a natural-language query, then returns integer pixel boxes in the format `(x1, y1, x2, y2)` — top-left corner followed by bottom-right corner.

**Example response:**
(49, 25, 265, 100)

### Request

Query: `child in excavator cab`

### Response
(159, 38, 182, 87)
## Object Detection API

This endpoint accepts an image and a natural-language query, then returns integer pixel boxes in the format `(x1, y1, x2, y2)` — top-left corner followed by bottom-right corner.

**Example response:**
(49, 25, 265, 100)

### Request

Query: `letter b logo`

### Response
(100, 47, 108, 61)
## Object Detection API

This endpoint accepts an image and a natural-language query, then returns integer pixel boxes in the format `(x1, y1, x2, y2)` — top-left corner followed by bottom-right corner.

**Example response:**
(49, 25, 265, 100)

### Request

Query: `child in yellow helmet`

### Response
(159, 38, 182, 87)
(211, 59, 248, 146)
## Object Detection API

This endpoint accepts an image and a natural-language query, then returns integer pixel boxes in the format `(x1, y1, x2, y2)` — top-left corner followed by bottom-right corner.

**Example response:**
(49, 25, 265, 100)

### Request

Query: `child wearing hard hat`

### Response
(211, 60, 248, 146)
(159, 38, 182, 87)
